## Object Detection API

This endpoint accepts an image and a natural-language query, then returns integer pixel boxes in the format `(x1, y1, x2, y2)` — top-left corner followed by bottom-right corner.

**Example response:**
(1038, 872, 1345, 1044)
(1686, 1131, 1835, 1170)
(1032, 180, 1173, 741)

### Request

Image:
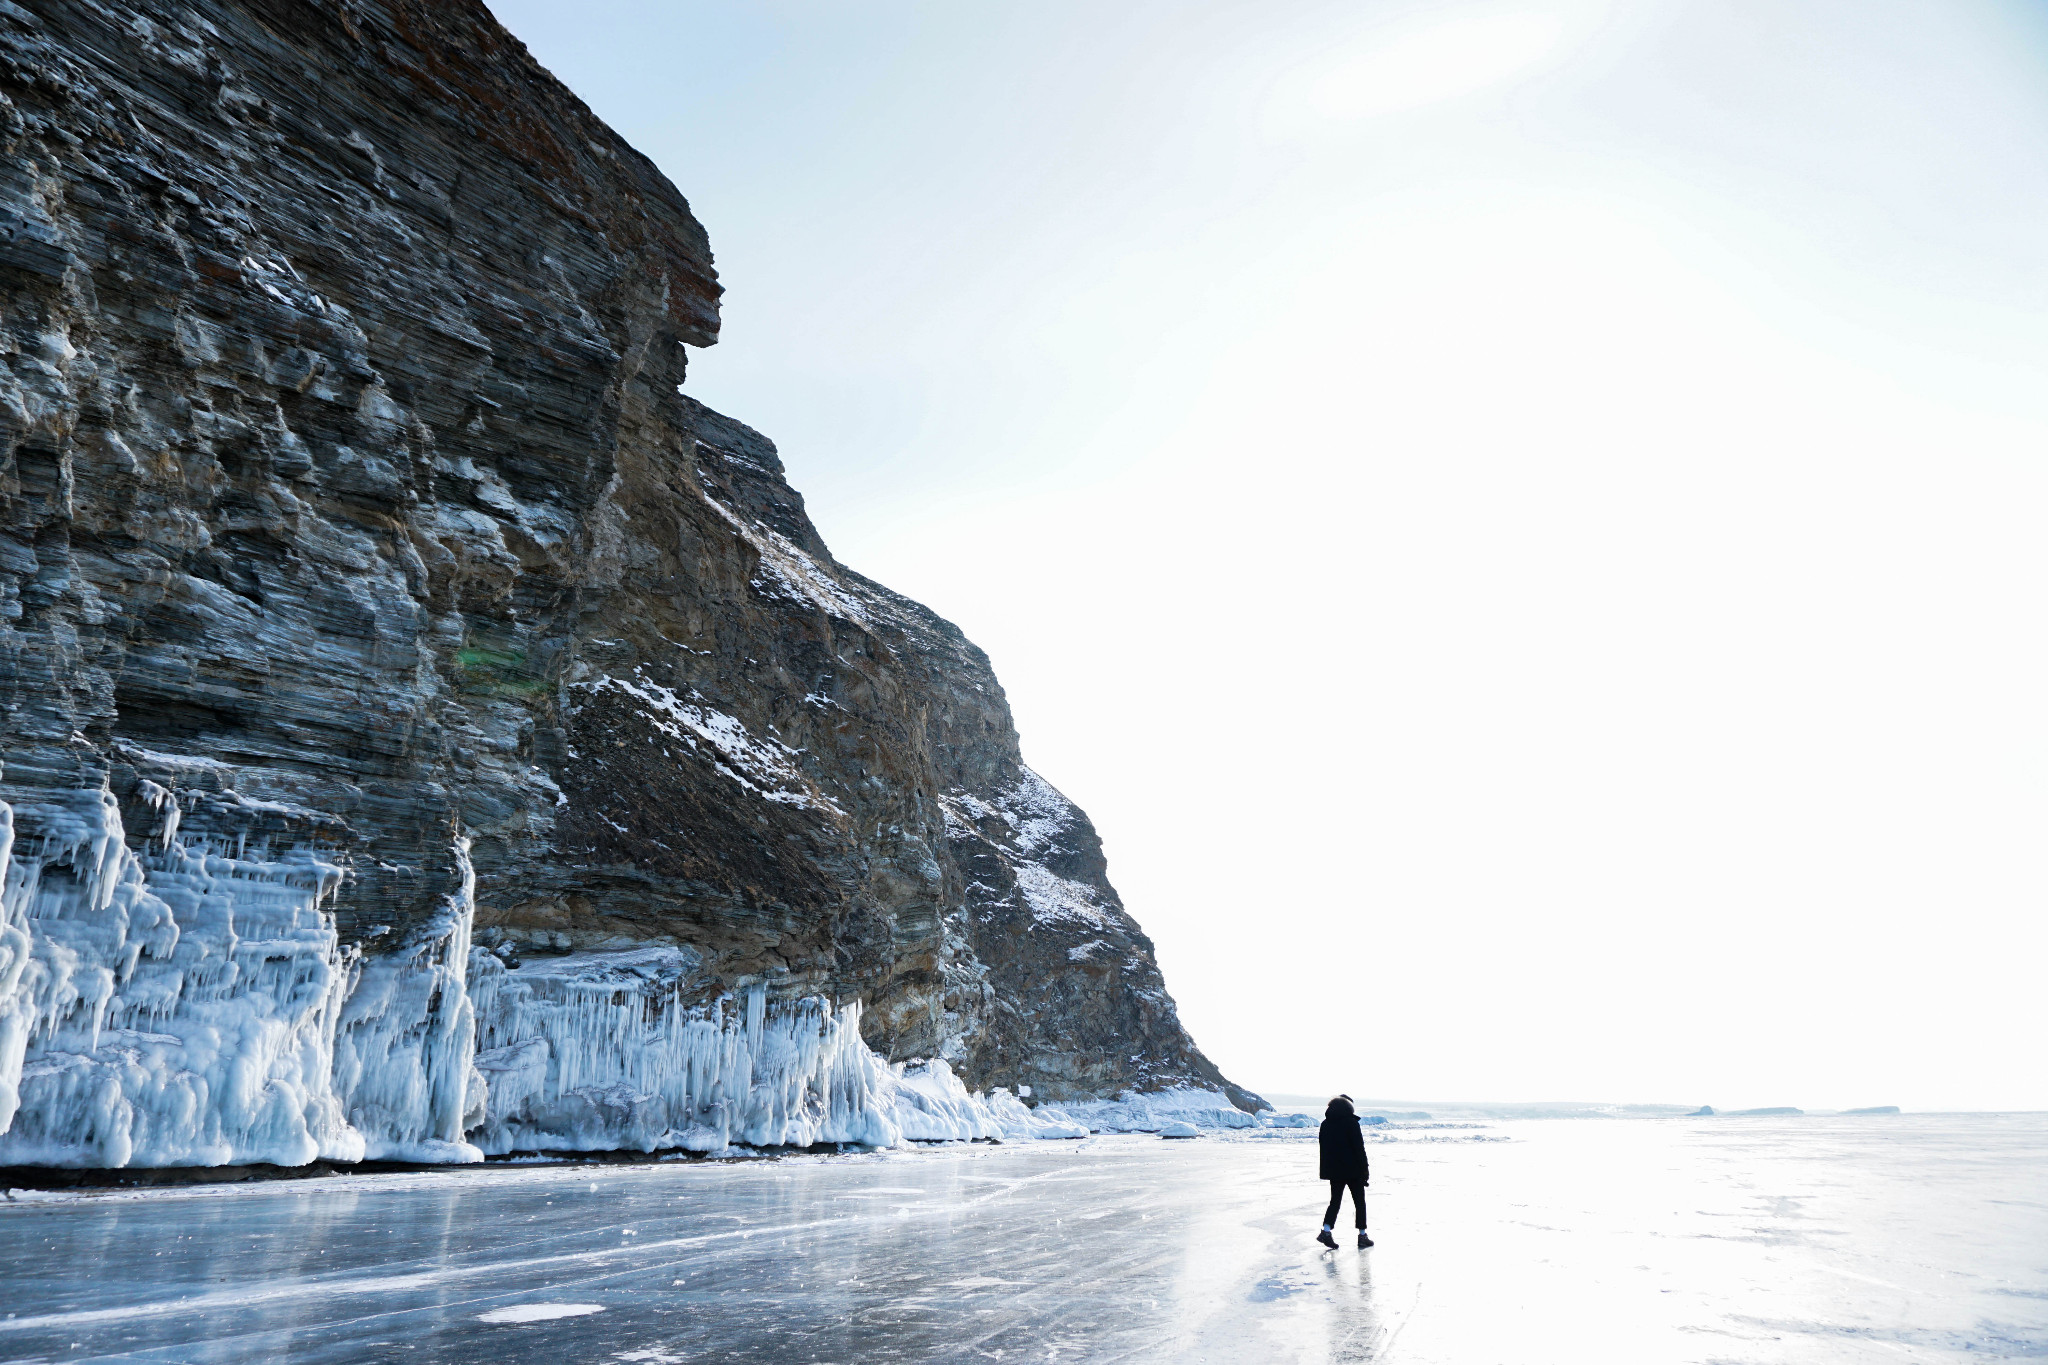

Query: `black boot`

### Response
(1316, 1228, 1338, 1249)
(1358, 1230, 1374, 1248)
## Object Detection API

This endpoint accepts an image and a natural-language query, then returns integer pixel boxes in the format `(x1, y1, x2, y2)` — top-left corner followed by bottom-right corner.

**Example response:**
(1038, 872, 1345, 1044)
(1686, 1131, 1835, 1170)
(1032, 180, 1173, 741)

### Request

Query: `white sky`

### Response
(488, 0, 2048, 1112)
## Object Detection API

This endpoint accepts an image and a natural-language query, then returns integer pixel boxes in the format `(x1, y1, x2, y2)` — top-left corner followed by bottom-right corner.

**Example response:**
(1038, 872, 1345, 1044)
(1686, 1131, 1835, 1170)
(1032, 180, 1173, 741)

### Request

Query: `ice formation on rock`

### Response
(0, 790, 480, 1167)
(465, 944, 1101, 1153)
(329, 846, 487, 1165)
(0, 791, 1106, 1166)
(471, 947, 909, 1153)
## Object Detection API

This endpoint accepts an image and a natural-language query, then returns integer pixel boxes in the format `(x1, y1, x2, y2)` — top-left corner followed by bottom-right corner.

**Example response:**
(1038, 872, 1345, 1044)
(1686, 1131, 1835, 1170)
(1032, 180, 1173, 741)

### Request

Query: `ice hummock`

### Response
(1037, 1086, 1265, 1134)
(0, 785, 1125, 1168)
(987, 1090, 1091, 1140)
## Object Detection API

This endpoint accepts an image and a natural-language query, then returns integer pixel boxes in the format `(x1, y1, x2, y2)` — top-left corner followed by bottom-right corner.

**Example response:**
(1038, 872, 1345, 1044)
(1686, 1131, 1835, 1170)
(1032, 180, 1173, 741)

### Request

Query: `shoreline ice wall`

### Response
(0, 780, 1236, 1167)
(468, 949, 1024, 1153)
(0, 788, 1101, 1167)
(0, 785, 1114, 1170)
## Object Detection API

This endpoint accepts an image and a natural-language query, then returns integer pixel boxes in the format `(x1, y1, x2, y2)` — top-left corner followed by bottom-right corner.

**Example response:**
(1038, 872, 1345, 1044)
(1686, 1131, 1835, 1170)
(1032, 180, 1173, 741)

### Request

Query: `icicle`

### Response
(0, 802, 30, 1136)
(0, 789, 360, 1168)
(330, 838, 483, 1163)
(464, 946, 1078, 1154)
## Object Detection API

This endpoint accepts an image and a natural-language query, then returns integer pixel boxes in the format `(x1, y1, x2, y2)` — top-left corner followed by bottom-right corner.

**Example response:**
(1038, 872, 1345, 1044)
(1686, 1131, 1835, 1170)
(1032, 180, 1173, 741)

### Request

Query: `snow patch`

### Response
(575, 671, 839, 814)
(698, 488, 871, 626)
(478, 1303, 605, 1324)
(945, 769, 1112, 927)
(1011, 862, 1107, 927)
(112, 743, 234, 774)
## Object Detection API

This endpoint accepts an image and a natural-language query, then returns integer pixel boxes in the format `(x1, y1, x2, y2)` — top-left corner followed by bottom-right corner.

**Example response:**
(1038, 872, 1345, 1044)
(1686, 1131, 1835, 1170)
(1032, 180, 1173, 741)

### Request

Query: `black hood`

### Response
(1325, 1095, 1356, 1121)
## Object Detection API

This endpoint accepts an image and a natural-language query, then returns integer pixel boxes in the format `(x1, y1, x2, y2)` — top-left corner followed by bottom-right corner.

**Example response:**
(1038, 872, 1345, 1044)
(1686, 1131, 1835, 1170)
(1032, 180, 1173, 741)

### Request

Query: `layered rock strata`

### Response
(0, 0, 1260, 1167)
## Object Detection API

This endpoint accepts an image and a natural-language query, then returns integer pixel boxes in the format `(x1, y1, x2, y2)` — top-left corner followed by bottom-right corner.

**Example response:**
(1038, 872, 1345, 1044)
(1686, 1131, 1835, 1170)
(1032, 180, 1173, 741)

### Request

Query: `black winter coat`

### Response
(1318, 1112, 1369, 1183)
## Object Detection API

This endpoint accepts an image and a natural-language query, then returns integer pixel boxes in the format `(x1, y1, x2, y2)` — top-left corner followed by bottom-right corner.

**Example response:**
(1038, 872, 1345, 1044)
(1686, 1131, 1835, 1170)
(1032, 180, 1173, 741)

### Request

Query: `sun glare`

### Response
(1307, 10, 1570, 120)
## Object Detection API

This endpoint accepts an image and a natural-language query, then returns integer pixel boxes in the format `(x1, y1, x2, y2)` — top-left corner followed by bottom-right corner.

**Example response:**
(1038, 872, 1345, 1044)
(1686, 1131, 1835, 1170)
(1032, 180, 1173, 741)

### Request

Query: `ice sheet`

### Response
(0, 1113, 2039, 1363)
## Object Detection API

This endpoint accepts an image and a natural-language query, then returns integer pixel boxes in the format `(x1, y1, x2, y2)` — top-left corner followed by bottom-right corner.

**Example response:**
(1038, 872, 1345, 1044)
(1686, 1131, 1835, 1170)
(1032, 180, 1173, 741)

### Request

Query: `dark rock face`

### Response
(0, 0, 1259, 1166)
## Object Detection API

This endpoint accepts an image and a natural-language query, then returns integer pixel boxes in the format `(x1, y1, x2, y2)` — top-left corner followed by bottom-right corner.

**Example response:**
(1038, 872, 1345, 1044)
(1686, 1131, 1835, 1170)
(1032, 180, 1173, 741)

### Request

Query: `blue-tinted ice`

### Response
(1, 1114, 2042, 1363)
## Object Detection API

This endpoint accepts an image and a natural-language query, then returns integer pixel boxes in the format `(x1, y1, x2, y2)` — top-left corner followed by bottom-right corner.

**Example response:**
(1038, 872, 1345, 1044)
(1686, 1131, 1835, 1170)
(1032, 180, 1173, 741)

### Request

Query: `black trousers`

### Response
(1324, 1179, 1366, 1229)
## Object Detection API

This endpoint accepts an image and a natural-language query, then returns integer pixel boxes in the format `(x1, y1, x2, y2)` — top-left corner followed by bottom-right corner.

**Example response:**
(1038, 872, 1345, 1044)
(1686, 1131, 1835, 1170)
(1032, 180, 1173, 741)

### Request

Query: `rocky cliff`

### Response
(0, 0, 1259, 1168)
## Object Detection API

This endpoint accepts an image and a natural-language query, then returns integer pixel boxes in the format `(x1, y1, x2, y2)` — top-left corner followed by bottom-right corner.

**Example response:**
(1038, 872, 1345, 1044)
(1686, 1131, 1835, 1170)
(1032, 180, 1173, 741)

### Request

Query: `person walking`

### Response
(1316, 1094, 1372, 1249)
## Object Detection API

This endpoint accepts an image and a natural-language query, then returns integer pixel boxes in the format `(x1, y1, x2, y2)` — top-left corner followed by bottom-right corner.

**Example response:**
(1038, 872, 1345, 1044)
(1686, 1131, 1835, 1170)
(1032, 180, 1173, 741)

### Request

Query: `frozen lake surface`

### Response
(0, 1113, 2041, 1363)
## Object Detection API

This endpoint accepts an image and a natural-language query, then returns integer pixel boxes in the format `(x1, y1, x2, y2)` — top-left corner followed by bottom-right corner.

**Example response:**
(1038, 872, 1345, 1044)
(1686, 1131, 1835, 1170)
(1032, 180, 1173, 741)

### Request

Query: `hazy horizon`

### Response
(1254, 1092, 2032, 1114)
(488, 0, 2048, 1112)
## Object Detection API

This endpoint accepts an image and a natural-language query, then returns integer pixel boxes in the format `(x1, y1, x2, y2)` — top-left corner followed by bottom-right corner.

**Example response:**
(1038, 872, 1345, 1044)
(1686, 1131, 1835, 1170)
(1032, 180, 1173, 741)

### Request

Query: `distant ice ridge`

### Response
(0, 786, 1098, 1168)
(1038, 1087, 1267, 1134)
(0, 789, 481, 1168)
